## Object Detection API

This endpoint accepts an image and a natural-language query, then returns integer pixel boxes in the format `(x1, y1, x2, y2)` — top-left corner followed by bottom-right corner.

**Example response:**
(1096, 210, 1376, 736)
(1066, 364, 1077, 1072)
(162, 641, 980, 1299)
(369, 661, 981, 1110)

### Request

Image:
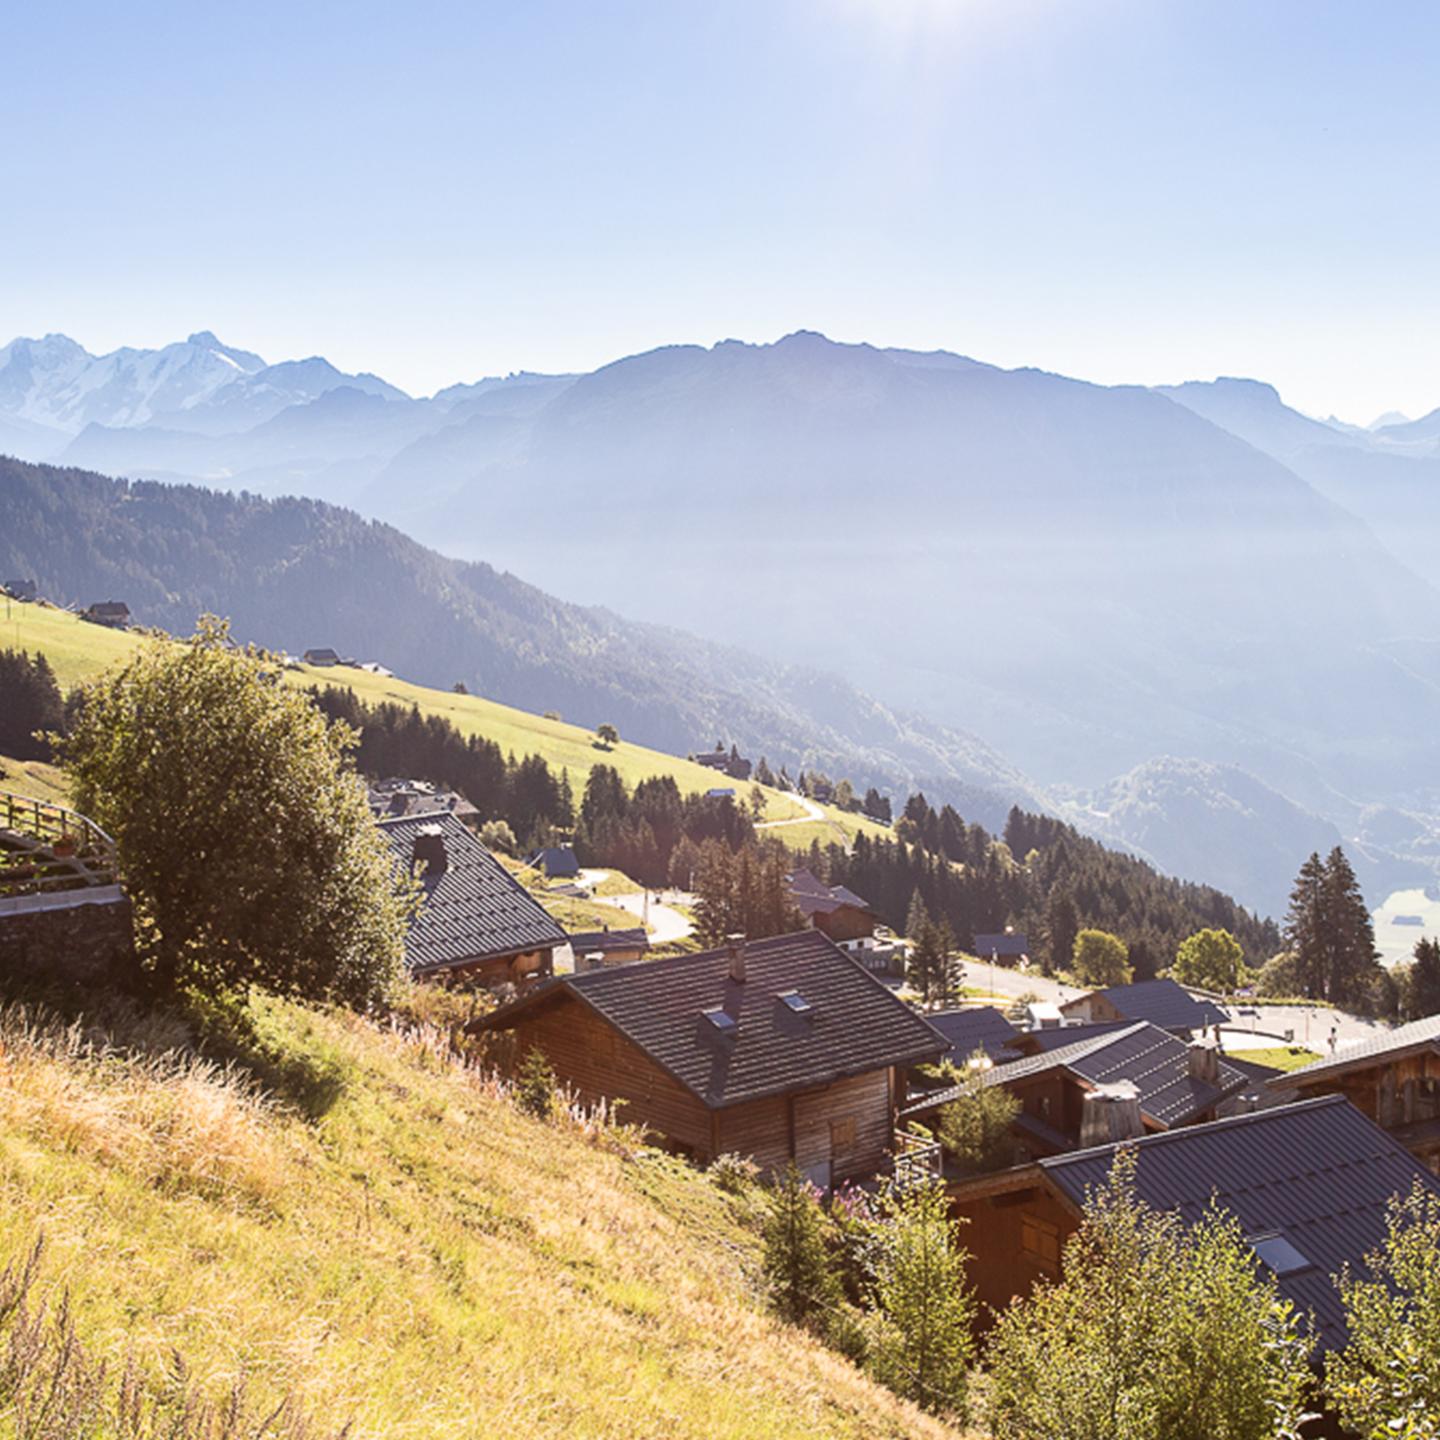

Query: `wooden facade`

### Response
(437, 946, 553, 989)
(1292, 1052, 1440, 1173)
(811, 905, 877, 946)
(511, 992, 903, 1183)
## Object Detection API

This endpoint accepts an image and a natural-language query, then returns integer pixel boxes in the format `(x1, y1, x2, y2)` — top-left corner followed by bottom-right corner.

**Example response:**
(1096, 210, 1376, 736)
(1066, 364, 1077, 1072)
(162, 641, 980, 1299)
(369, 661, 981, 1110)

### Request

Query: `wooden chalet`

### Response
(378, 812, 565, 987)
(526, 845, 580, 880)
(1060, 977, 1226, 1036)
(788, 867, 878, 946)
(471, 929, 947, 1185)
(905, 1021, 1247, 1161)
(1270, 1013, 1440, 1173)
(972, 932, 1030, 963)
(82, 600, 130, 629)
(303, 647, 341, 666)
(945, 1096, 1440, 1352)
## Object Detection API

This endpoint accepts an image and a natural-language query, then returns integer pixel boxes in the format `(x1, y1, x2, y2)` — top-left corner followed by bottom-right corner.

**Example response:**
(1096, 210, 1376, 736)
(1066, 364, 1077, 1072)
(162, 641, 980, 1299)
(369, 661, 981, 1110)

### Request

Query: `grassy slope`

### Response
(0, 995, 964, 1440)
(1227, 1045, 1323, 1073)
(0, 752, 69, 805)
(1, 602, 888, 833)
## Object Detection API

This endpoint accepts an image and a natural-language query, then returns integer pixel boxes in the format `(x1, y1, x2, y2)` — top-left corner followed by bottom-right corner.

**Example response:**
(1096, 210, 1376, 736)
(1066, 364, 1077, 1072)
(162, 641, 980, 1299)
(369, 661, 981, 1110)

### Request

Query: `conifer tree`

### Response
(1409, 937, 1440, 1020)
(1321, 846, 1378, 1008)
(763, 1165, 840, 1329)
(1284, 851, 1328, 999)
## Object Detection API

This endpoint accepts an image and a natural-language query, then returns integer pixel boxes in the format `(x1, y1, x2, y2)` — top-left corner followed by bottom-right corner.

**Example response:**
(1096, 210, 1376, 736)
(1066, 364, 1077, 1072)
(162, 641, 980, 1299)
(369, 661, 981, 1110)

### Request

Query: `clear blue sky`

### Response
(6, 0, 1439, 421)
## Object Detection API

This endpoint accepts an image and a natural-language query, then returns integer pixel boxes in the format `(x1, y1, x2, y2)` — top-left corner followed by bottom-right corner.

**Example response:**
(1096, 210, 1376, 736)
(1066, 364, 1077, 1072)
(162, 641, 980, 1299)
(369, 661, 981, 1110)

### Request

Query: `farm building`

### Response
(1060, 977, 1226, 1035)
(568, 926, 650, 970)
(82, 600, 130, 628)
(788, 867, 878, 946)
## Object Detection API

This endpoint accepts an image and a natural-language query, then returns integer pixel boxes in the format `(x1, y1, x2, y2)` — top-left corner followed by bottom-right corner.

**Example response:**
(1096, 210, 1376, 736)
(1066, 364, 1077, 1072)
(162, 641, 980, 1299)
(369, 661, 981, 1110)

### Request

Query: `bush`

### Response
(515, 1046, 556, 1120)
(479, 818, 519, 856)
(1072, 929, 1132, 987)
(936, 1056, 1020, 1176)
(708, 1152, 760, 1193)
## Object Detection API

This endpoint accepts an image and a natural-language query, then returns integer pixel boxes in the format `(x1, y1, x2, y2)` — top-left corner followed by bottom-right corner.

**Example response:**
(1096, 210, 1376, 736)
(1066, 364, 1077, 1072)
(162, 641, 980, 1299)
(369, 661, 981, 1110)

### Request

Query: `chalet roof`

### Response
(566, 927, 649, 954)
(907, 1021, 1246, 1130)
(378, 812, 565, 973)
(1067, 977, 1226, 1032)
(926, 1006, 1023, 1065)
(473, 929, 947, 1109)
(1274, 1012, 1440, 1091)
(787, 868, 875, 919)
(86, 600, 130, 617)
(1038, 1096, 1440, 1349)
(1019, 1020, 1133, 1052)
(973, 932, 1029, 958)
(526, 845, 579, 877)
(303, 647, 340, 664)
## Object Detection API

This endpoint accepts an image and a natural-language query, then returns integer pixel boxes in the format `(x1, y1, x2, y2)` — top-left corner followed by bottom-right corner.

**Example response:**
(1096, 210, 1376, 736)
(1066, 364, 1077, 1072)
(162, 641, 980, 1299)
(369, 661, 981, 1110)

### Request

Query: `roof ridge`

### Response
(1038, 1093, 1350, 1170)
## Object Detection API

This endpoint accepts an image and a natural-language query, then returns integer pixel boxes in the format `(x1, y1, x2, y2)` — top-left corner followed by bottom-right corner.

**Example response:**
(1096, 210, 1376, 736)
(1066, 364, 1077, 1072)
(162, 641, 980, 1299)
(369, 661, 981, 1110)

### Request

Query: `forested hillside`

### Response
(0, 455, 1039, 830)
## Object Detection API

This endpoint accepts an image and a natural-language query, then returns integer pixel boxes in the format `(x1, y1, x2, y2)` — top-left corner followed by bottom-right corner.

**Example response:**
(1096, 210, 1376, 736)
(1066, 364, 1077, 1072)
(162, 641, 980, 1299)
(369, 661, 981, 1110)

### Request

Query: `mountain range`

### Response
(6, 328, 1440, 917)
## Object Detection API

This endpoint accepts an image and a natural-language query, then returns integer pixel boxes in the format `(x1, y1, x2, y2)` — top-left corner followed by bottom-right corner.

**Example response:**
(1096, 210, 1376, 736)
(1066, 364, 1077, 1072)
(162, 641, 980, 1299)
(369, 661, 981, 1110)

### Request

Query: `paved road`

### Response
(755, 792, 826, 828)
(574, 869, 695, 945)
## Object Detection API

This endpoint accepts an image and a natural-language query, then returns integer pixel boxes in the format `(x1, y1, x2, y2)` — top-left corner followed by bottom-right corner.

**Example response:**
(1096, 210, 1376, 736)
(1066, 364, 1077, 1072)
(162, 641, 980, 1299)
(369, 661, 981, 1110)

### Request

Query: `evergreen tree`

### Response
(862, 787, 892, 823)
(515, 1046, 557, 1120)
(937, 1056, 1020, 1176)
(1044, 888, 1079, 978)
(905, 889, 931, 941)
(1409, 937, 1440, 1020)
(1321, 846, 1378, 1008)
(762, 1165, 840, 1329)
(0, 649, 65, 760)
(1284, 851, 1328, 999)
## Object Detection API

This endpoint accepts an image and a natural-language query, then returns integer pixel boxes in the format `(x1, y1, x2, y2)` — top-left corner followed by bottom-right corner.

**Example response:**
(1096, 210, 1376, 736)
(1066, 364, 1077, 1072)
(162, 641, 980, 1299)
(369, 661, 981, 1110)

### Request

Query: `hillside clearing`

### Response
(1, 600, 868, 830)
(0, 991, 967, 1440)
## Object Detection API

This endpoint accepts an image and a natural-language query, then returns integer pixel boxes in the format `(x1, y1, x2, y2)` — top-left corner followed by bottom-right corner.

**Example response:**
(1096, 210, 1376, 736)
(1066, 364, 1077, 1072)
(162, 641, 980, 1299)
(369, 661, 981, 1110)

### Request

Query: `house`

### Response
(568, 926, 650, 970)
(788, 867, 878, 946)
(368, 778, 480, 828)
(904, 1021, 1247, 1160)
(705, 787, 736, 799)
(693, 746, 753, 781)
(469, 929, 948, 1185)
(526, 845, 580, 880)
(82, 600, 130, 629)
(1060, 977, 1226, 1036)
(925, 1006, 1024, 1068)
(1271, 1012, 1440, 1173)
(303, 647, 341, 666)
(2, 579, 37, 603)
(945, 1095, 1440, 1351)
(973, 932, 1030, 963)
(378, 812, 565, 987)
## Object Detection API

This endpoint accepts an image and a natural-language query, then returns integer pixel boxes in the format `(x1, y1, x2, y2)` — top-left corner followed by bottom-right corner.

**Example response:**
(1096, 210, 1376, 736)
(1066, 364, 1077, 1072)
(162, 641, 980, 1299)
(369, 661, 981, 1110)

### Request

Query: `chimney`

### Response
(411, 824, 448, 878)
(1079, 1081, 1144, 1147)
(726, 933, 747, 984)
(1187, 1038, 1220, 1086)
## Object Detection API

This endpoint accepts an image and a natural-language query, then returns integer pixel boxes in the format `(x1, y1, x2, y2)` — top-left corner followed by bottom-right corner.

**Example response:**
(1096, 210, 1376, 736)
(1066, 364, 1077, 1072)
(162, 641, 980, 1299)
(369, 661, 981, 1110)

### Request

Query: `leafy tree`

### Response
(867, 1180, 975, 1418)
(936, 1053, 1019, 1175)
(763, 1164, 840, 1329)
(986, 1154, 1314, 1440)
(594, 722, 619, 749)
(0, 649, 65, 760)
(60, 619, 411, 1004)
(1407, 937, 1440, 1020)
(1072, 928, 1132, 987)
(515, 1046, 556, 1119)
(1172, 927, 1246, 992)
(1327, 1182, 1440, 1438)
(479, 818, 518, 856)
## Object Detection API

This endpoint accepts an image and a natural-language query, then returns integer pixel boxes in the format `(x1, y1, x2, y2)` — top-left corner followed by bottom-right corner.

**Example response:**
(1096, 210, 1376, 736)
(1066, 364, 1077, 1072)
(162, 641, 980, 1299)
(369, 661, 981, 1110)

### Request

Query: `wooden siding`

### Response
(951, 1184, 1079, 1326)
(813, 906, 876, 945)
(1294, 1053, 1440, 1169)
(513, 995, 712, 1155)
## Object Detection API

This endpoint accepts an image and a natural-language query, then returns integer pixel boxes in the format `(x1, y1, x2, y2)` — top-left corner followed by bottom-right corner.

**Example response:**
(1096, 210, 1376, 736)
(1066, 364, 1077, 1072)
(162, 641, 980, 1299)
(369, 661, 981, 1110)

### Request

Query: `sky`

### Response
(5, 0, 1440, 422)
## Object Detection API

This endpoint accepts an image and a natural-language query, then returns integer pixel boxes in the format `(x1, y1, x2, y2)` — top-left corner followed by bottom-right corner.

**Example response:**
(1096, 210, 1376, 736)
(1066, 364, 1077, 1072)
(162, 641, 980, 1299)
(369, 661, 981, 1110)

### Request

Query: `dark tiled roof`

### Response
(1071, 977, 1226, 1031)
(1278, 1013, 1440, 1090)
(1039, 1096, 1440, 1349)
(475, 929, 946, 1108)
(527, 845, 579, 877)
(566, 927, 649, 954)
(973, 932, 1030, 958)
(908, 1022, 1245, 1129)
(788, 867, 874, 918)
(379, 813, 565, 973)
(1021, 1020, 1134, 1052)
(927, 1006, 1023, 1064)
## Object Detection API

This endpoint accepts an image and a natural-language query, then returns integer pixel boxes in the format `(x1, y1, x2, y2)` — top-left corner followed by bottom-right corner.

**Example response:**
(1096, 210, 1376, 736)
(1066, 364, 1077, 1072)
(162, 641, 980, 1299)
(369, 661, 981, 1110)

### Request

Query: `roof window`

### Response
(703, 1007, 738, 1035)
(779, 990, 813, 1015)
(1247, 1232, 1312, 1277)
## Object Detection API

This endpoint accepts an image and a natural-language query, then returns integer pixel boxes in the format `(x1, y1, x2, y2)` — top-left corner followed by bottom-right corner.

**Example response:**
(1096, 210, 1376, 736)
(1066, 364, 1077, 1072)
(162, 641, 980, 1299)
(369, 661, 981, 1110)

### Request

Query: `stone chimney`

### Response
(411, 823, 448, 878)
(726, 933, 747, 984)
(1187, 1038, 1220, 1086)
(1079, 1081, 1144, 1147)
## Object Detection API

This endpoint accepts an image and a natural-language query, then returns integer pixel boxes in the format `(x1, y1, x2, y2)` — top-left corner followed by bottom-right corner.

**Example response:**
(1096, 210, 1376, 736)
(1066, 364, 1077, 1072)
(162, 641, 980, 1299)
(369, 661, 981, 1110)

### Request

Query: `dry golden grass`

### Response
(0, 993, 974, 1440)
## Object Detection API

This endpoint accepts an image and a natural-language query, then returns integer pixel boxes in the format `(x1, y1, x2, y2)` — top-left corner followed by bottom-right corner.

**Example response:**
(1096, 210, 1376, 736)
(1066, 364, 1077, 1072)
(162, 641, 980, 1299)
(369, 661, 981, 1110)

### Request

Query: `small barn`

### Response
(788, 868, 878, 946)
(379, 812, 565, 987)
(303, 647, 341, 666)
(470, 929, 946, 1186)
(972, 932, 1031, 963)
(82, 601, 131, 629)
(568, 926, 650, 970)
(526, 845, 580, 880)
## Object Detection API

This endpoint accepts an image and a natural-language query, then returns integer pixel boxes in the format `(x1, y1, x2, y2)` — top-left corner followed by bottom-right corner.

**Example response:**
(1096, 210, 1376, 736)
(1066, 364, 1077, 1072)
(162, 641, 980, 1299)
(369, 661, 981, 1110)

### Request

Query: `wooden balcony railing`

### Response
(0, 789, 119, 900)
(892, 1127, 944, 1190)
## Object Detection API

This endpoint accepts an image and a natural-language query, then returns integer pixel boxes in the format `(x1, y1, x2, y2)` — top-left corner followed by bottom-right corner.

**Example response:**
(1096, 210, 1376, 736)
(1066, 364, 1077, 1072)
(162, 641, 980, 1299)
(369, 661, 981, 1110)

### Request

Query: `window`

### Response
(779, 990, 813, 1015)
(830, 1116, 857, 1153)
(1247, 1232, 1312, 1277)
(702, 1007, 737, 1035)
(1021, 1213, 1061, 1268)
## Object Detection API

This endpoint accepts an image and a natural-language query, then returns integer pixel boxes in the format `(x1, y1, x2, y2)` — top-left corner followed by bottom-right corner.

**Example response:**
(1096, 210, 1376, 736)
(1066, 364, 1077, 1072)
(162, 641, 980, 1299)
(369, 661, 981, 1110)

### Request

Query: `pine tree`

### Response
(1410, 937, 1440, 1020)
(1284, 851, 1328, 999)
(762, 1165, 840, 1329)
(906, 889, 931, 941)
(1044, 888, 1079, 978)
(1321, 846, 1378, 1008)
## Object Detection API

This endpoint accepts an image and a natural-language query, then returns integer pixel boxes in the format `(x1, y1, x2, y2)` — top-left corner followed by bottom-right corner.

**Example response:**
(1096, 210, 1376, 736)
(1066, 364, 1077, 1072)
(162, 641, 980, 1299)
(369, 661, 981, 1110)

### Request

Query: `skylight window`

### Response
(1247, 1232, 1312, 1277)
(703, 1007, 737, 1035)
(779, 991, 813, 1015)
